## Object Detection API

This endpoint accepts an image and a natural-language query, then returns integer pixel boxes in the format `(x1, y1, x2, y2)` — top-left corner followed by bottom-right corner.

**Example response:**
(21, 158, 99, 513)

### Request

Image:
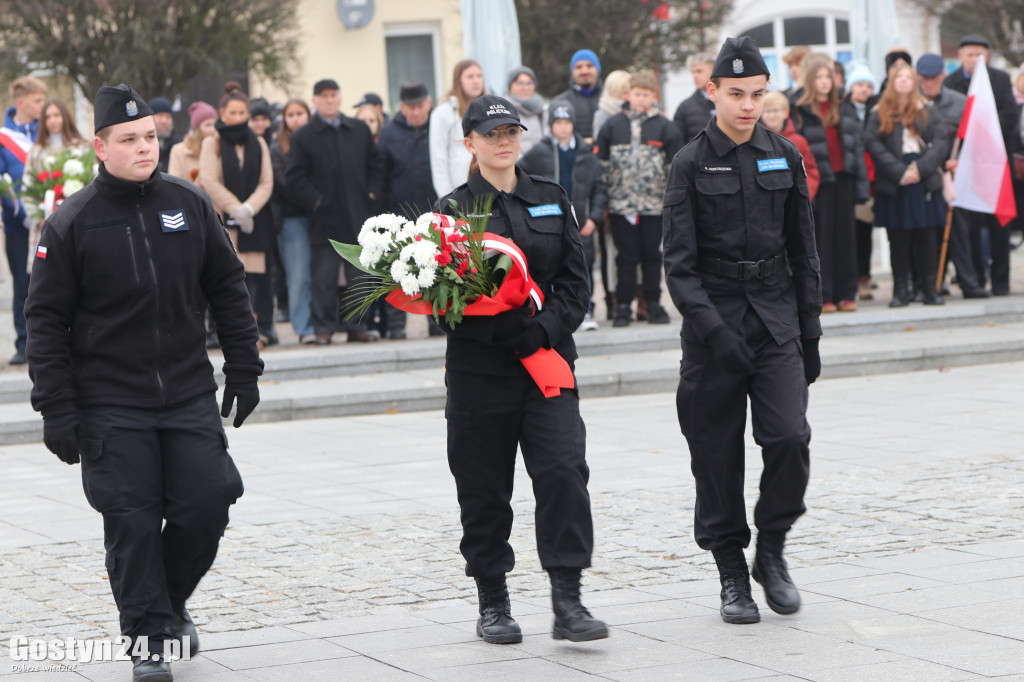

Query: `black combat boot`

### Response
(752, 533, 801, 615)
(169, 605, 200, 658)
(474, 576, 522, 644)
(889, 279, 910, 308)
(132, 652, 172, 681)
(548, 568, 609, 641)
(712, 547, 760, 624)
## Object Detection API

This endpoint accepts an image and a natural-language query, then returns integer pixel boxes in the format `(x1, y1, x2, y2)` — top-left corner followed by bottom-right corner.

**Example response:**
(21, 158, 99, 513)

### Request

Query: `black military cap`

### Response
(461, 95, 528, 137)
(93, 84, 154, 132)
(313, 79, 340, 95)
(711, 36, 770, 79)
(399, 81, 430, 104)
(959, 34, 990, 49)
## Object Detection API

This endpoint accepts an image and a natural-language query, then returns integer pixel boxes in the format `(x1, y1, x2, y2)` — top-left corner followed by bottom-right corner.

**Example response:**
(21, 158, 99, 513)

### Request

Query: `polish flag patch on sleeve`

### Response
(36, 246, 47, 259)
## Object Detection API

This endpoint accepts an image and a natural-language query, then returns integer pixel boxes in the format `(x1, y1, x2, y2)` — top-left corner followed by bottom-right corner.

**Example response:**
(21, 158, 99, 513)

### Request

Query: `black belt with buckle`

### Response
(697, 253, 787, 281)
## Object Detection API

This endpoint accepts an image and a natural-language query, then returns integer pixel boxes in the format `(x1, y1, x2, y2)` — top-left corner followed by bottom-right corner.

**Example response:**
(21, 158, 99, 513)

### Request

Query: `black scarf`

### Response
(215, 119, 271, 252)
(216, 119, 261, 202)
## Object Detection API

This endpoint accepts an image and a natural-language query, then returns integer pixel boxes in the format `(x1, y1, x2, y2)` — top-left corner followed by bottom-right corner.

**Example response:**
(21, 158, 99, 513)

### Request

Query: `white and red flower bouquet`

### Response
(332, 201, 574, 397)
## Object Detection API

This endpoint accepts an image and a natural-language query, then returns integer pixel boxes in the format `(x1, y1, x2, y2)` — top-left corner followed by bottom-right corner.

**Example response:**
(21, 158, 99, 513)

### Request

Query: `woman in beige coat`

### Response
(168, 100, 217, 185)
(198, 82, 277, 345)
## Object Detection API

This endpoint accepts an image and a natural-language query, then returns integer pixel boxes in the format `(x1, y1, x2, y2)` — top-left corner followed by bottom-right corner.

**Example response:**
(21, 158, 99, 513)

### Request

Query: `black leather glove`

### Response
(490, 306, 532, 343)
(708, 325, 755, 374)
(221, 381, 260, 428)
(43, 416, 81, 465)
(507, 318, 549, 358)
(803, 337, 821, 385)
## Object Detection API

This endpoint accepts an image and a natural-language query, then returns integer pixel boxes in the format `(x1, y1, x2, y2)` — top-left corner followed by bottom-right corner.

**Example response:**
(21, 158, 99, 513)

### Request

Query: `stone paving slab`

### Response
(1, 362, 1023, 680)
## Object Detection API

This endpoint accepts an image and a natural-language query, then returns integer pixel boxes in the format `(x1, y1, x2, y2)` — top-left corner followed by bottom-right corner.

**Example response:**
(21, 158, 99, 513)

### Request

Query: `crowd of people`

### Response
(3, 38, 1018, 357)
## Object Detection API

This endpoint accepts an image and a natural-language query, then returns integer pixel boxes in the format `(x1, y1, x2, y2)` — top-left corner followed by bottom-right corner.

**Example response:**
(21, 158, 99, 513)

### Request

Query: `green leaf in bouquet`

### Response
(339, 275, 396, 322)
(488, 253, 513, 296)
(330, 239, 387, 277)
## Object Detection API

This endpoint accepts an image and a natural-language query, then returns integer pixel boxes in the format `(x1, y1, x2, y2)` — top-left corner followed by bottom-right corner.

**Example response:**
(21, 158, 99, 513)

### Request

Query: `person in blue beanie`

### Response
(552, 49, 603, 142)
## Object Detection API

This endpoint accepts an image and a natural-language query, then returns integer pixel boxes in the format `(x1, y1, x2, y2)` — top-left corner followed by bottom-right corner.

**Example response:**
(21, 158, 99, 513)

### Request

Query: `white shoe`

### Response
(577, 314, 599, 332)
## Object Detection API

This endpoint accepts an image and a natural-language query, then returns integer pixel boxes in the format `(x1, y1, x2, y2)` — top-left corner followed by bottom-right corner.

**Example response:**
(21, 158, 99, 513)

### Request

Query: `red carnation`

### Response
(435, 251, 452, 266)
(51, 170, 63, 180)
(37, 171, 49, 182)
(53, 184, 64, 199)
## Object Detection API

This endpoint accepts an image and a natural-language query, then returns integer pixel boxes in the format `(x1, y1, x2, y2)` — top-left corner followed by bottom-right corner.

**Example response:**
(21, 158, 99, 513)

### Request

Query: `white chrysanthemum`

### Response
(62, 159, 85, 177)
(415, 212, 436, 228)
(70, 148, 83, 159)
(399, 273, 420, 296)
(390, 260, 410, 282)
(416, 266, 437, 288)
(92, 163, 99, 176)
(359, 245, 384, 269)
(411, 240, 439, 268)
(62, 179, 85, 196)
(364, 213, 405, 234)
(44, 155, 56, 167)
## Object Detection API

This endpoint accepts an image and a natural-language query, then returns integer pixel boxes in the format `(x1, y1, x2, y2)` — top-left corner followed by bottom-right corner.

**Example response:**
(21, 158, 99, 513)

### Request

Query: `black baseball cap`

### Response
(711, 36, 770, 80)
(461, 95, 528, 137)
(313, 79, 340, 95)
(354, 92, 383, 108)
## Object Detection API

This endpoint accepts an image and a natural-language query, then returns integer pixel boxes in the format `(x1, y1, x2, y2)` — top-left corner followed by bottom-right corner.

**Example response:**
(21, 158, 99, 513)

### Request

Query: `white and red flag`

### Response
(952, 55, 1017, 225)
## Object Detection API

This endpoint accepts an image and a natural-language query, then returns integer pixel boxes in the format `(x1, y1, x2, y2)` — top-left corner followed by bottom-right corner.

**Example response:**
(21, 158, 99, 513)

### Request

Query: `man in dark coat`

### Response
(944, 34, 1017, 295)
(286, 78, 385, 343)
(552, 49, 603, 142)
(376, 81, 437, 339)
(150, 96, 182, 174)
(673, 52, 716, 145)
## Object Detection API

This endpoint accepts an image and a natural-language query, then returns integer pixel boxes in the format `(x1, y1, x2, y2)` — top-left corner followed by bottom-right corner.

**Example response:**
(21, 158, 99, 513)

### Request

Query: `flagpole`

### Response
(936, 137, 963, 292)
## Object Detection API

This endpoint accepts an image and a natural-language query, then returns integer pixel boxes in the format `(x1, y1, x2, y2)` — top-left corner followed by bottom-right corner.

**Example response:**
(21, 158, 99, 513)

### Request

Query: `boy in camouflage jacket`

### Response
(595, 71, 683, 326)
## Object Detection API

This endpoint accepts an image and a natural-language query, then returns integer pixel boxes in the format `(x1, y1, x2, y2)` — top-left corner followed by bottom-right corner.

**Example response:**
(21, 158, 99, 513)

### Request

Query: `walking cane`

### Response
(936, 138, 962, 292)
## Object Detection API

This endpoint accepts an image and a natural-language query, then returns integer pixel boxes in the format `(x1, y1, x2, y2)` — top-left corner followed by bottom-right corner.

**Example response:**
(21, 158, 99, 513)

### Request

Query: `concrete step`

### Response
(3, 297, 1020, 406)
(4, 320, 1023, 445)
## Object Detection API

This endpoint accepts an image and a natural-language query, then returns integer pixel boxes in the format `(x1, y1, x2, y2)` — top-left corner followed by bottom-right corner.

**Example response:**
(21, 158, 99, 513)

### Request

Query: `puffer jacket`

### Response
(794, 99, 869, 201)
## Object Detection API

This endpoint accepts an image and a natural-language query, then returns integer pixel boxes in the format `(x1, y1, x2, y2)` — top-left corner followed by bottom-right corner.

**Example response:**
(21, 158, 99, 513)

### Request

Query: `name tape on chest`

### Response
(700, 164, 737, 174)
(756, 157, 789, 173)
(527, 203, 563, 218)
(159, 210, 189, 233)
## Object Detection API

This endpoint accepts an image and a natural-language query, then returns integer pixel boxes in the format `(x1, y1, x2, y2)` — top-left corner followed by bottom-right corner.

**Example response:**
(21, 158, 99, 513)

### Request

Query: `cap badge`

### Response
(554, 106, 570, 119)
(732, 59, 744, 74)
(126, 100, 139, 117)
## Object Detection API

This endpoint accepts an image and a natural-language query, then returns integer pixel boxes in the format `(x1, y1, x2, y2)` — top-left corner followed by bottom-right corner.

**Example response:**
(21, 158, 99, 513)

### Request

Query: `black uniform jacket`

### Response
(663, 119, 823, 347)
(285, 113, 385, 244)
(517, 132, 607, 226)
(865, 106, 950, 198)
(437, 169, 590, 376)
(26, 165, 263, 421)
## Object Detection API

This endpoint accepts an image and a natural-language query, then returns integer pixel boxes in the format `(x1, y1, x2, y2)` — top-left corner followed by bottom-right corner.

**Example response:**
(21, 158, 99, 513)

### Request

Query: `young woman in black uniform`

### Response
(437, 95, 607, 645)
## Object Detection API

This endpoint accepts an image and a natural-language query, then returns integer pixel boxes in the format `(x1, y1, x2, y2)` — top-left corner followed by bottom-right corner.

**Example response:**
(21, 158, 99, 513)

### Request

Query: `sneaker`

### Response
(577, 314, 599, 332)
(9, 350, 26, 365)
(837, 300, 858, 312)
(821, 302, 838, 314)
(299, 334, 318, 345)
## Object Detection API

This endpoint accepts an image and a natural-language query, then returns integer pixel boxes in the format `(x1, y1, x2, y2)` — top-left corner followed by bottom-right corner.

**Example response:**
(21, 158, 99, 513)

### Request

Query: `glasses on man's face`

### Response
(477, 127, 522, 145)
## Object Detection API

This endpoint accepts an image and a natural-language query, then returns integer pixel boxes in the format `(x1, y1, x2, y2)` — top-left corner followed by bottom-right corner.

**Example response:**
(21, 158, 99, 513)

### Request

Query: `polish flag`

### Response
(952, 55, 1017, 225)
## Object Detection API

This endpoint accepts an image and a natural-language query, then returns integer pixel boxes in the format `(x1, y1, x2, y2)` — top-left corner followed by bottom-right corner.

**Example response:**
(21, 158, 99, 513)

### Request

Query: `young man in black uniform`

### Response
(438, 95, 606, 644)
(662, 38, 823, 625)
(25, 84, 263, 681)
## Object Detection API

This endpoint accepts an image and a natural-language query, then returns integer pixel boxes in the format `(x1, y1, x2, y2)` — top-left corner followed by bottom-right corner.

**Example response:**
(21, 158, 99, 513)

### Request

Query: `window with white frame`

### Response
(740, 15, 852, 90)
